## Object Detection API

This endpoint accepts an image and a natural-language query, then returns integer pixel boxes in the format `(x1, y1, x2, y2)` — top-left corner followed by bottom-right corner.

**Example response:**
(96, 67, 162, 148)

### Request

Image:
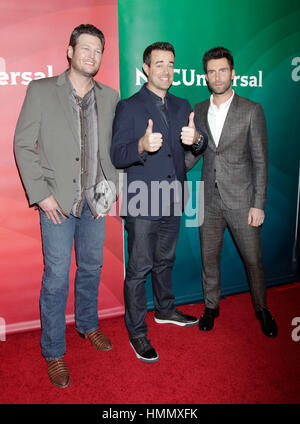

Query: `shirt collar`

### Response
(210, 90, 235, 110)
(66, 71, 95, 99)
(143, 83, 169, 105)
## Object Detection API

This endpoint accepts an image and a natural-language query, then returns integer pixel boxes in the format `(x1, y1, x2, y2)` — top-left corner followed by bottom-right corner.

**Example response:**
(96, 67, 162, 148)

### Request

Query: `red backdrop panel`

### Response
(0, 0, 125, 334)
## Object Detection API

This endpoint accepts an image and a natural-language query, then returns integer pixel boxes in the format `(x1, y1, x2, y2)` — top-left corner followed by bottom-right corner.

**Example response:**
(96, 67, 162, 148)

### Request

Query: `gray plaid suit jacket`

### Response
(185, 94, 268, 210)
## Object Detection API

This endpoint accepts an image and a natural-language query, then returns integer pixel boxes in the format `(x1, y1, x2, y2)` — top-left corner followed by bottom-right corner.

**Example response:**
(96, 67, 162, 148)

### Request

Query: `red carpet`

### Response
(0, 284, 299, 405)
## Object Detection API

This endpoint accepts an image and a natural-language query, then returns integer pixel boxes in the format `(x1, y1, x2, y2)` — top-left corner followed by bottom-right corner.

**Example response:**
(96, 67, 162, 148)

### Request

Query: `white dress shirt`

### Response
(208, 91, 235, 147)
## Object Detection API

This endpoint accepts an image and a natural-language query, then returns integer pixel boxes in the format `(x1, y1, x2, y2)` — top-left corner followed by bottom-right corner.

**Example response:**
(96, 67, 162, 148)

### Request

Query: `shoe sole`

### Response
(154, 317, 199, 327)
(129, 341, 159, 363)
(199, 325, 214, 331)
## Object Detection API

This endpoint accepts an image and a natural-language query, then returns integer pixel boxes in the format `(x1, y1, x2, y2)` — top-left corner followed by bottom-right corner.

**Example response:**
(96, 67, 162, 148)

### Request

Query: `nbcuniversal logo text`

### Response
(136, 68, 264, 88)
(291, 57, 300, 82)
(136, 57, 300, 87)
(0, 57, 53, 86)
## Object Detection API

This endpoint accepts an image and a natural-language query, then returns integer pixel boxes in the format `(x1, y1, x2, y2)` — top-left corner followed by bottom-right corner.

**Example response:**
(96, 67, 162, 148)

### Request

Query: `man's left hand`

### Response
(248, 207, 265, 227)
(181, 112, 199, 145)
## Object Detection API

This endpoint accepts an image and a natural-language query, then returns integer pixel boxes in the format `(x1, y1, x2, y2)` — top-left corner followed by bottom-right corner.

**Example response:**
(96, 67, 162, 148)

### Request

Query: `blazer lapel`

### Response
(55, 72, 79, 146)
(201, 101, 216, 151)
(217, 94, 239, 149)
(94, 83, 107, 159)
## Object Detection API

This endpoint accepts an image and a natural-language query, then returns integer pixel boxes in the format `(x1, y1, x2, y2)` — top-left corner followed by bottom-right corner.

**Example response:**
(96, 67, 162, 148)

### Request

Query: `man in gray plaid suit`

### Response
(185, 47, 277, 338)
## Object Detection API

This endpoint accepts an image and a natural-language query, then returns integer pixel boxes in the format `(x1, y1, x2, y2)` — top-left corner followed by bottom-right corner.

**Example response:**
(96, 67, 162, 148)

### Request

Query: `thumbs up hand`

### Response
(138, 119, 163, 153)
(188, 111, 196, 128)
(181, 111, 199, 145)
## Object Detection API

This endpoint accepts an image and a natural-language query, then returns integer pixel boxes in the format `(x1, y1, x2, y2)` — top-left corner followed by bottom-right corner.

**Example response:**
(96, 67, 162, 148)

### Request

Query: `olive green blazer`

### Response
(14, 71, 121, 215)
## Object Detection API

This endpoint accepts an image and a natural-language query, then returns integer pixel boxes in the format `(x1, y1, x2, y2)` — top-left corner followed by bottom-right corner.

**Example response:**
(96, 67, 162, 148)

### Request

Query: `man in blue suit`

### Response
(111, 42, 207, 363)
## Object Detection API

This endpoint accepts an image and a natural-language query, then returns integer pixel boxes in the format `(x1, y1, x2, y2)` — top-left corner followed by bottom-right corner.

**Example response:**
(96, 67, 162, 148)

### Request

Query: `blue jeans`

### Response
(39, 200, 105, 360)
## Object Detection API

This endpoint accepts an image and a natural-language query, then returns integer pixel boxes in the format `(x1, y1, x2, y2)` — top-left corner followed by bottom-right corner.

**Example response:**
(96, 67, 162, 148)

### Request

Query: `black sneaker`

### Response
(154, 308, 199, 327)
(129, 337, 159, 363)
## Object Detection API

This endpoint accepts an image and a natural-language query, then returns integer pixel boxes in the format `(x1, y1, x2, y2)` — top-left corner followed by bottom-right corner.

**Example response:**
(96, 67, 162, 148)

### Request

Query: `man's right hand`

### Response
(138, 119, 163, 154)
(38, 194, 66, 224)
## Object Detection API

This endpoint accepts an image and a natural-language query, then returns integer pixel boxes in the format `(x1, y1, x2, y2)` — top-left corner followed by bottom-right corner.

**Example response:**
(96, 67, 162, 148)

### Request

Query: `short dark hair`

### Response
(202, 47, 234, 73)
(143, 42, 175, 66)
(67, 24, 105, 64)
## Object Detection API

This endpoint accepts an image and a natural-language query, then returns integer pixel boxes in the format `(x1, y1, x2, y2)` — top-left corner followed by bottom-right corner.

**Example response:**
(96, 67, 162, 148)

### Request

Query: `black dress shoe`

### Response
(255, 308, 278, 338)
(199, 307, 219, 331)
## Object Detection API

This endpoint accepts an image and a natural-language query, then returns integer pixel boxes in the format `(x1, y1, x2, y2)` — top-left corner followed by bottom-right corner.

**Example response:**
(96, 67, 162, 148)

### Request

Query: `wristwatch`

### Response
(194, 133, 203, 146)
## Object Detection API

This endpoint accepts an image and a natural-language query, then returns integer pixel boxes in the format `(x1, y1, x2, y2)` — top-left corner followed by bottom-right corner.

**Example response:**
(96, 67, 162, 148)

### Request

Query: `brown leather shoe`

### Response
(47, 357, 70, 389)
(78, 329, 112, 351)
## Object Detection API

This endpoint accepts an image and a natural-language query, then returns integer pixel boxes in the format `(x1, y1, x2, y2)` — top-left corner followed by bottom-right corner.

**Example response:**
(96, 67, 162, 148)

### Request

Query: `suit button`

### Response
(73, 179, 76, 183)
(76, 157, 79, 161)
(168, 154, 171, 157)
(167, 175, 171, 179)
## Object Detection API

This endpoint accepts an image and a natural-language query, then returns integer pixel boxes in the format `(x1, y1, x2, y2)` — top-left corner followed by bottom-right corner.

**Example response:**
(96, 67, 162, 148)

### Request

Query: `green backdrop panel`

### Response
(118, 0, 300, 308)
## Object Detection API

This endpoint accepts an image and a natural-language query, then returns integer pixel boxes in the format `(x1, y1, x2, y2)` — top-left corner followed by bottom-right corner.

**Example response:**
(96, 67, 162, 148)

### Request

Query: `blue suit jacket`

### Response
(111, 85, 207, 218)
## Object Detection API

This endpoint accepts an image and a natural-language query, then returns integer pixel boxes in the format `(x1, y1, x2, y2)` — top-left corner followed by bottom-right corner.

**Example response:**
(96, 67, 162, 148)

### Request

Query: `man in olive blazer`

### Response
(185, 47, 277, 338)
(14, 24, 120, 389)
(14, 67, 119, 216)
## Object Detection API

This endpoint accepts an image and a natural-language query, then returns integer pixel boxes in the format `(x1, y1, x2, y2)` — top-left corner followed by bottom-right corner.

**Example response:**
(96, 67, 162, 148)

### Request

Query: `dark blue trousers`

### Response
(124, 214, 180, 338)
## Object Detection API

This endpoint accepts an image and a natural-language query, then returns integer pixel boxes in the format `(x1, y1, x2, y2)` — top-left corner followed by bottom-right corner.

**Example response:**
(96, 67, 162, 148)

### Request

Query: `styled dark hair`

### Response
(202, 47, 234, 73)
(67, 24, 105, 64)
(143, 42, 175, 66)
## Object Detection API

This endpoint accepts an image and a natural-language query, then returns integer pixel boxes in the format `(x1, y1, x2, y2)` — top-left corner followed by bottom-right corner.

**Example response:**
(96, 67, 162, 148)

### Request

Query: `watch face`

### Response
(195, 135, 203, 145)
